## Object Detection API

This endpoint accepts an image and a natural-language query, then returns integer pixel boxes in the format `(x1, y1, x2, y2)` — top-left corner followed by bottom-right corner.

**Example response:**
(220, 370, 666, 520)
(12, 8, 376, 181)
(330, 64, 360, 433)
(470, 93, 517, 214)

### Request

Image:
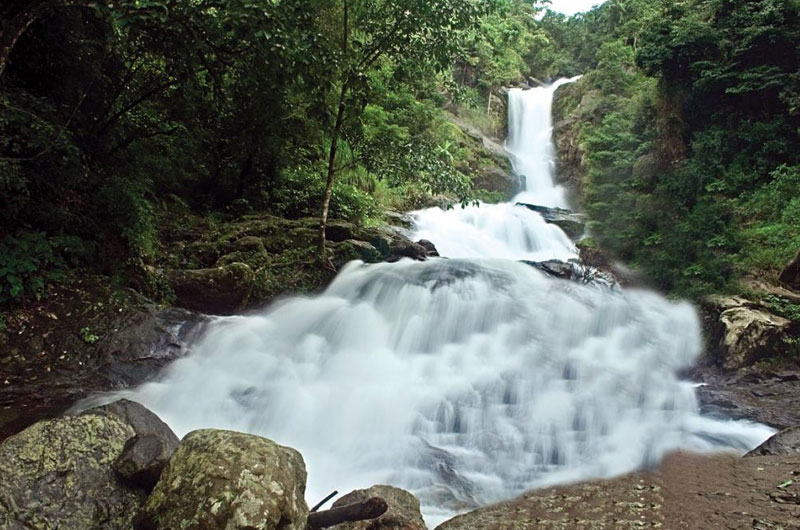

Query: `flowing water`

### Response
(94, 79, 773, 526)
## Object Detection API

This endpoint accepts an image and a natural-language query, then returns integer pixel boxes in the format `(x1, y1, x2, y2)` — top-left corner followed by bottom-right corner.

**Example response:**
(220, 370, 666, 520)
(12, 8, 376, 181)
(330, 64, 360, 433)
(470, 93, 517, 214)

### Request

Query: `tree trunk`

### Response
(306, 497, 388, 530)
(318, 82, 348, 259)
(317, 0, 350, 261)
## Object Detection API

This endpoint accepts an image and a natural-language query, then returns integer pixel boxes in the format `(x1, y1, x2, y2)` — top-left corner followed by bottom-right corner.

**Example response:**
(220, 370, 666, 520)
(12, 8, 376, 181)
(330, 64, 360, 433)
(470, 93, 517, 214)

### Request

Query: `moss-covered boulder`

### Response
(332, 485, 426, 530)
(138, 429, 308, 530)
(167, 262, 255, 315)
(0, 413, 145, 530)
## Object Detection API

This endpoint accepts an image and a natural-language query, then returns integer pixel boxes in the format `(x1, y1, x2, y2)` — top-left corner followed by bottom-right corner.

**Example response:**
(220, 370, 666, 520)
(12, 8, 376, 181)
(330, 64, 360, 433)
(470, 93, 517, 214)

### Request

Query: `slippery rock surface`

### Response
(0, 413, 145, 530)
(703, 295, 792, 370)
(331, 485, 426, 530)
(138, 429, 308, 530)
(522, 259, 618, 288)
(515, 203, 586, 239)
(695, 369, 800, 430)
(0, 278, 203, 442)
(747, 426, 800, 456)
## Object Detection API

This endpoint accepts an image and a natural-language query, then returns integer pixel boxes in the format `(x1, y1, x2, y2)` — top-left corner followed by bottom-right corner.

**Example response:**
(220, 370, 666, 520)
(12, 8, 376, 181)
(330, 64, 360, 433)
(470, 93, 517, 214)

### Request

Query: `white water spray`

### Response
(93, 79, 773, 526)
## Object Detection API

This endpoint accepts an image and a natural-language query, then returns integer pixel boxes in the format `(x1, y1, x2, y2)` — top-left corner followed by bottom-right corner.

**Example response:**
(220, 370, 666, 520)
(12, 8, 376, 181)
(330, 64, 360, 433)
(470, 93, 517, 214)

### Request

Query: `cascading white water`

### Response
(89, 78, 774, 527)
(506, 77, 579, 208)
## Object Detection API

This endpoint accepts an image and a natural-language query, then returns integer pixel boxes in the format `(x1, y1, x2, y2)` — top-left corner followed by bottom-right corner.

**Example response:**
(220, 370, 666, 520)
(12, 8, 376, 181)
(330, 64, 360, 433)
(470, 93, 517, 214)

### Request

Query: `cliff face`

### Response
(551, 80, 592, 207)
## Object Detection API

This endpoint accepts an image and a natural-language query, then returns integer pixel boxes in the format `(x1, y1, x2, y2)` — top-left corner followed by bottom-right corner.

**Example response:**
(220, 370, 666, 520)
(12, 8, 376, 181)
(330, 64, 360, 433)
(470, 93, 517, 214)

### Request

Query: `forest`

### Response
(1, 0, 799, 310)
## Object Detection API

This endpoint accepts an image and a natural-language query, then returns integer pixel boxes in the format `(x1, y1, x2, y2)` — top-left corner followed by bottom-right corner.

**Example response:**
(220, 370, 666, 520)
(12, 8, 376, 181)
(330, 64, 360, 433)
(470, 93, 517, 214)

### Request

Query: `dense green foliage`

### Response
(2, 0, 799, 307)
(550, 0, 800, 297)
(0, 0, 545, 302)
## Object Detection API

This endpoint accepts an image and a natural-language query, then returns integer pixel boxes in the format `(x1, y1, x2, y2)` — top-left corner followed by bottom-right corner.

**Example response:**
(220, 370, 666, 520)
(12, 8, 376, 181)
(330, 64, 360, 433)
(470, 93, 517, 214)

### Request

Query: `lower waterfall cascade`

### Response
(93, 78, 774, 526)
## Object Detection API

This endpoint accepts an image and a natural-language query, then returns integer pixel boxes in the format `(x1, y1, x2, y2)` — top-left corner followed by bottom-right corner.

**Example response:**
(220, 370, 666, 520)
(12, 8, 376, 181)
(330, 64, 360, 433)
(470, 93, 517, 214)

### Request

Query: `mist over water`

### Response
(97, 78, 773, 526)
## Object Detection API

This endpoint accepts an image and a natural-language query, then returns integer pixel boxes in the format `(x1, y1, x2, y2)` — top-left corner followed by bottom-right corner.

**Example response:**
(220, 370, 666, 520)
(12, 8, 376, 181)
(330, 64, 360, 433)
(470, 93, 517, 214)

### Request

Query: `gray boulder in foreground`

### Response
(0, 412, 145, 530)
(138, 428, 308, 530)
(82, 398, 180, 491)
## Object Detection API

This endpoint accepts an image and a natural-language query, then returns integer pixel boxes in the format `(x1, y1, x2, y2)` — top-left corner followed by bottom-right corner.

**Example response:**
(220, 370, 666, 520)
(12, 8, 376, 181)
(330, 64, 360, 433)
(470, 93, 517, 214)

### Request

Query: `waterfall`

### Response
(94, 79, 773, 527)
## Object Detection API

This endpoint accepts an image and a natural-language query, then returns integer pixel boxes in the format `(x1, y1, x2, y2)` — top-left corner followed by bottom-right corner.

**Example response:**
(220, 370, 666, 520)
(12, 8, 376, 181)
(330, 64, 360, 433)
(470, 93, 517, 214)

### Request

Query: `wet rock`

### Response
(703, 296, 792, 370)
(0, 291, 203, 442)
(417, 239, 439, 257)
(515, 203, 585, 238)
(779, 250, 800, 289)
(332, 239, 383, 268)
(694, 368, 800, 429)
(167, 262, 255, 315)
(746, 426, 800, 456)
(138, 429, 308, 530)
(332, 485, 426, 530)
(522, 259, 618, 288)
(0, 413, 145, 530)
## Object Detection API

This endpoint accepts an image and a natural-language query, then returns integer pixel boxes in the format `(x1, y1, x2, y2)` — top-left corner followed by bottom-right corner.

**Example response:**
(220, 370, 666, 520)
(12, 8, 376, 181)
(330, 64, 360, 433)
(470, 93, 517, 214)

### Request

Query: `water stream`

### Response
(96, 79, 773, 526)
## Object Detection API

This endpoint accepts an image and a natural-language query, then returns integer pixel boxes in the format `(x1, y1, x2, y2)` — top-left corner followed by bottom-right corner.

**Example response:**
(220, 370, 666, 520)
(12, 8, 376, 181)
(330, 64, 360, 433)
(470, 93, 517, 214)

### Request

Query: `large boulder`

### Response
(331, 485, 426, 530)
(167, 262, 255, 315)
(82, 399, 180, 491)
(0, 413, 145, 530)
(746, 426, 800, 456)
(138, 429, 308, 530)
(703, 296, 792, 370)
(779, 250, 800, 290)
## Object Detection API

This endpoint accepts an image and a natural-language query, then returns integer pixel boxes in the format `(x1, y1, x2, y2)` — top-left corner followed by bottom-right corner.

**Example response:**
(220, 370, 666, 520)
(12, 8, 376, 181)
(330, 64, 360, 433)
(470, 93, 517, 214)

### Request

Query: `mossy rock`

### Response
(331, 239, 383, 268)
(167, 262, 255, 315)
(0, 414, 145, 530)
(138, 429, 308, 530)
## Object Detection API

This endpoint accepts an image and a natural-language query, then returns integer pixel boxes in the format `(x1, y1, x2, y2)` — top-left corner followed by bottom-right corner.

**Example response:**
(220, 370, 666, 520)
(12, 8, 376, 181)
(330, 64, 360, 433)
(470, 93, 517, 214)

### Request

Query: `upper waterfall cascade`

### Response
(98, 78, 774, 526)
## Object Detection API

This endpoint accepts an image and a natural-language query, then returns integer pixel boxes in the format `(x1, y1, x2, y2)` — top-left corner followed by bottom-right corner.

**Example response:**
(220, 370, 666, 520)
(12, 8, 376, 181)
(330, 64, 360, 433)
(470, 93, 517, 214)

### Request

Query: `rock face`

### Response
(694, 369, 800, 430)
(779, 250, 800, 289)
(0, 413, 145, 530)
(522, 259, 618, 288)
(139, 429, 308, 530)
(0, 286, 203, 442)
(703, 296, 792, 370)
(515, 203, 586, 239)
(81, 399, 180, 490)
(746, 426, 800, 456)
(331, 485, 426, 530)
(167, 262, 256, 315)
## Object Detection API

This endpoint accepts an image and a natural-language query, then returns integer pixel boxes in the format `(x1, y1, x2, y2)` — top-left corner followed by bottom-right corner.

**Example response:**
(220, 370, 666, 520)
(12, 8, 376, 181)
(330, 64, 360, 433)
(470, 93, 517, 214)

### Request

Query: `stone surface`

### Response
(167, 262, 256, 315)
(779, 250, 800, 289)
(522, 259, 618, 288)
(0, 413, 145, 530)
(694, 368, 800, 430)
(747, 426, 800, 457)
(0, 283, 203, 442)
(703, 296, 792, 370)
(331, 485, 426, 530)
(81, 399, 179, 490)
(138, 429, 308, 530)
(114, 434, 175, 490)
(515, 203, 586, 239)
